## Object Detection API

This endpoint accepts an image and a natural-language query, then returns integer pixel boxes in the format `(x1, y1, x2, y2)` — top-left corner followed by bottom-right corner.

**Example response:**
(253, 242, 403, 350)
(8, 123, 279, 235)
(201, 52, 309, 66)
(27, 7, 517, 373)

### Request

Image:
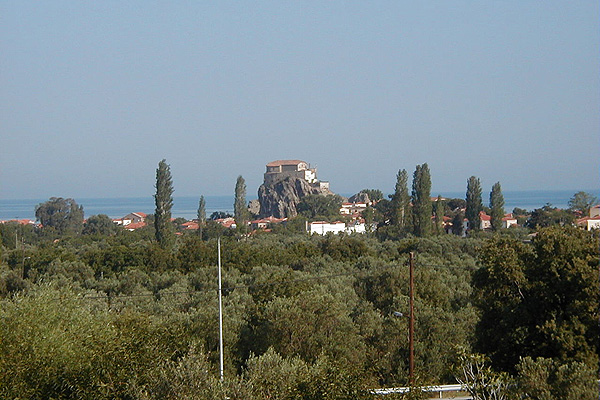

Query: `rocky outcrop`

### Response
(258, 176, 333, 218)
(348, 192, 371, 204)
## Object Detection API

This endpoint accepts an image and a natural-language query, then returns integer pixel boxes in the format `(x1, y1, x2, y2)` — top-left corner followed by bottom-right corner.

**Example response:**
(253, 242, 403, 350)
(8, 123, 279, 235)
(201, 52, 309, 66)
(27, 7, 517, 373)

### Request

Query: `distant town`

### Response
(3, 159, 599, 235)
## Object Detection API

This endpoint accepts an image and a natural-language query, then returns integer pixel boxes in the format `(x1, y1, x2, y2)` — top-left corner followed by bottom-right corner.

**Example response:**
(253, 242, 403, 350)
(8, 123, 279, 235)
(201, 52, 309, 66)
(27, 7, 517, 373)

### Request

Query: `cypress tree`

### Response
(411, 163, 432, 237)
(465, 176, 483, 232)
(390, 169, 410, 230)
(452, 211, 464, 236)
(434, 195, 445, 234)
(154, 159, 174, 249)
(489, 182, 505, 231)
(234, 175, 249, 233)
(197, 195, 206, 239)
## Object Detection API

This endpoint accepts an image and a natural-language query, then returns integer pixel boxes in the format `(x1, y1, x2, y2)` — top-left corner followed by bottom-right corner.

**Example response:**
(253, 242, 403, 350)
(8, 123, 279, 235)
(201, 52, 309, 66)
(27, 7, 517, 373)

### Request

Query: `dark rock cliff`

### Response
(258, 176, 333, 218)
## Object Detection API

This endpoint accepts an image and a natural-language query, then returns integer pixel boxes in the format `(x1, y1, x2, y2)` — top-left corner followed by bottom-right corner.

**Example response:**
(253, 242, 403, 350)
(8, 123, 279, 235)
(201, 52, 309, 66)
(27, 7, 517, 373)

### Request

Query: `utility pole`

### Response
(408, 251, 415, 385)
(218, 237, 224, 382)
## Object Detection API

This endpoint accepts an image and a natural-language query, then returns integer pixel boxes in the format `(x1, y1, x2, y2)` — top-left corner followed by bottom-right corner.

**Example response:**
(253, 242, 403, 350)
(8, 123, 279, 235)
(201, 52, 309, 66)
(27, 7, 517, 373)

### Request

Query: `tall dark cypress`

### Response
(465, 176, 483, 231)
(234, 175, 249, 233)
(154, 159, 174, 248)
(390, 169, 410, 230)
(489, 182, 505, 231)
(197, 195, 206, 238)
(411, 163, 432, 237)
(434, 195, 445, 234)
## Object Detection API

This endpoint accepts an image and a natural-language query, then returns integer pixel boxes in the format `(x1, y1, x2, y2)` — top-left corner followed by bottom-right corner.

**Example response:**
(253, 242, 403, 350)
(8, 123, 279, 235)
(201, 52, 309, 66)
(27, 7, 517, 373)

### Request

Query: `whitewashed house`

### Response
(576, 205, 600, 230)
(309, 221, 347, 235)
(502, 213, 518, 229)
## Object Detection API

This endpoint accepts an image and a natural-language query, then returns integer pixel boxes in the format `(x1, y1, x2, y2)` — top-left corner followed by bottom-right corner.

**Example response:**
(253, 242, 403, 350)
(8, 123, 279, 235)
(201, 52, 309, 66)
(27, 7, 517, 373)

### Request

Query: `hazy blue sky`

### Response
(1, 1, 598, 199)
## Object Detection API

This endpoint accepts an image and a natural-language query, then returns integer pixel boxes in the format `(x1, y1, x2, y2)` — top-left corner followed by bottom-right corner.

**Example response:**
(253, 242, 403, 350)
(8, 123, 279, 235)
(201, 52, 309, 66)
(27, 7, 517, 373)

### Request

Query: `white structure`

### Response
(479, 211, 492, 230)
(346, 221, 368, 234)
(114, 212, 147, 226)
(264, 160, 318, 184)
(308, 221, 369, 235)
(502, 213, 518, 229)
(309, 221, 346, 235)
(340, 202, 368, 215)
(577, 217, 600, 230)
(577, 205, 600, 230)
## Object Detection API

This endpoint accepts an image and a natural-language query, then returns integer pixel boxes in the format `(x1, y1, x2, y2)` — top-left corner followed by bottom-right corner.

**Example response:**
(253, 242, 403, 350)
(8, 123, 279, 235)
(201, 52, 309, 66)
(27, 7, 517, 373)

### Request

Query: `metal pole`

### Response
(409, 251, 415, 385)
(218, 237, 224, 382)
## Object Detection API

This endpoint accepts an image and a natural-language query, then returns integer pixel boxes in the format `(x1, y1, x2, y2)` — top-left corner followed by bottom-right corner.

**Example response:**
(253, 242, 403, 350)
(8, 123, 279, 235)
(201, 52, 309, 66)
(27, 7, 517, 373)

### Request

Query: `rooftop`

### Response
(266, 160, 306, 167)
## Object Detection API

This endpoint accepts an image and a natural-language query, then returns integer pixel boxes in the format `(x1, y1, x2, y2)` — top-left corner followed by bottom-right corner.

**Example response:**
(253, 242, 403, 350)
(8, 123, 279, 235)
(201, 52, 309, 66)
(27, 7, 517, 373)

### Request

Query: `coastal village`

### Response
(3, 159, 600, 234)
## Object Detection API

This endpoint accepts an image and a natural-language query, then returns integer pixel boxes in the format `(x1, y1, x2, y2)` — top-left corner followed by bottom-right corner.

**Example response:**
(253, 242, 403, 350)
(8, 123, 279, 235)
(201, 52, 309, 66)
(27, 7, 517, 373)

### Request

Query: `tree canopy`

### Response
(568, 191, 598, 215)
(473, 227, 599, 372)
(35, 197, 84, 235)
(83, 214, 117, 236)
(297, 194, 344, 221)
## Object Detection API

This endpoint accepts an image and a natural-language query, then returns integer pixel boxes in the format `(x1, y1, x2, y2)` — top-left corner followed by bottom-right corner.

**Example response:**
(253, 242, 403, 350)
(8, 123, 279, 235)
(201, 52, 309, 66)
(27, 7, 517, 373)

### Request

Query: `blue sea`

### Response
(0, 190, 598, 221)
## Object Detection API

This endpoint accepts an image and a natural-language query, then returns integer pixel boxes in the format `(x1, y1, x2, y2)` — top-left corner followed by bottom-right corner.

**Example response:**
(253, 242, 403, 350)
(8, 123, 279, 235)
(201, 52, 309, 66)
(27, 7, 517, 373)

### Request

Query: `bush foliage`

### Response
(0, 222, 597, 399)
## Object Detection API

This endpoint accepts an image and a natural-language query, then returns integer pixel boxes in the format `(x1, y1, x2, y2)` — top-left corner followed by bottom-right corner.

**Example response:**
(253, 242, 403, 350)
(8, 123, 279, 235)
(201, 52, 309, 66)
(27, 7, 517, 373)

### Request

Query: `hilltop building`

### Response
(258, 159, 333, 218)
(264, 160, 329, 191)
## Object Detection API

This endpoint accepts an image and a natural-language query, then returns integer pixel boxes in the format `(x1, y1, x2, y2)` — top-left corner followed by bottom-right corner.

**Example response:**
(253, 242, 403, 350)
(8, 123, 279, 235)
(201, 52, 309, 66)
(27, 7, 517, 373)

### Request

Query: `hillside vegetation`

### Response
(0, 221, 597, 399)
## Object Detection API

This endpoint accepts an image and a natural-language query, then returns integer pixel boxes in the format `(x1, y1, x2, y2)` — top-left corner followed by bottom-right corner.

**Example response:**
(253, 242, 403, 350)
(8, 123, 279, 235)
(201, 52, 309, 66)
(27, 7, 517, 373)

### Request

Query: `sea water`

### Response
(0, 190, 598, 221)
(0, 196, 239, 221)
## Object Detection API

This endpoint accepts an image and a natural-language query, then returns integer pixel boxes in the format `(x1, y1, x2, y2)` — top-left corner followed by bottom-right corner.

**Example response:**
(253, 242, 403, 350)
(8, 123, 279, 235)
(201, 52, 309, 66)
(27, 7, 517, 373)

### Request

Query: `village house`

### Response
(460, 211, 519, 233)
(479, 211, 492, 230)
(502, 213, 518, 229)
(576, 205, 600, 231)
(309, 221, 347, 235)
(0, 219, 35, 226)
(216, 217, 236, 229)
(339, 202, 368, 215)
(182, 221, 199, 230)
(250, 216, 287, 231)
(308, 220, 369, 235)
(114, 212, 147, 226)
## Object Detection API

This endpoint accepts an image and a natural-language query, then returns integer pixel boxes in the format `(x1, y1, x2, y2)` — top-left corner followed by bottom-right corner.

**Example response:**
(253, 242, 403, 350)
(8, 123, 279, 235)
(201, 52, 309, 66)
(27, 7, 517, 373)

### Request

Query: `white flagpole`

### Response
(218, 237, 224, 382)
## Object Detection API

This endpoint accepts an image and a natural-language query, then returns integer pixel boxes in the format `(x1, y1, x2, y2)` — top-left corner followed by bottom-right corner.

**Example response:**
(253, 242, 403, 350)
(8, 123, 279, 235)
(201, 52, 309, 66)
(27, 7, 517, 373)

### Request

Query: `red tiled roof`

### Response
(1, 219, 34, 225)
(577, 216, 600, 223)
(251, 216, 286, 224)
(479, 211, 491, 221)
(183, 221, 199, 230)
(266, 160, 306, 167)
(125, 222, 146, 230)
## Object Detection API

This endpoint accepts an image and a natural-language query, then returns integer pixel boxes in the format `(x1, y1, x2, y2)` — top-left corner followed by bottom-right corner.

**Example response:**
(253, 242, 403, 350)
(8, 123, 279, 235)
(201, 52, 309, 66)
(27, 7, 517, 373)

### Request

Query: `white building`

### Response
(264, 160, 318, 184)
(308, 221, 370, 235)
(340, 202, 368, 215)
(502, 213, 518, 229)
(114, 212, 147, 226)
(309, 221, 347, 235)
(576, 205, 600, 230)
